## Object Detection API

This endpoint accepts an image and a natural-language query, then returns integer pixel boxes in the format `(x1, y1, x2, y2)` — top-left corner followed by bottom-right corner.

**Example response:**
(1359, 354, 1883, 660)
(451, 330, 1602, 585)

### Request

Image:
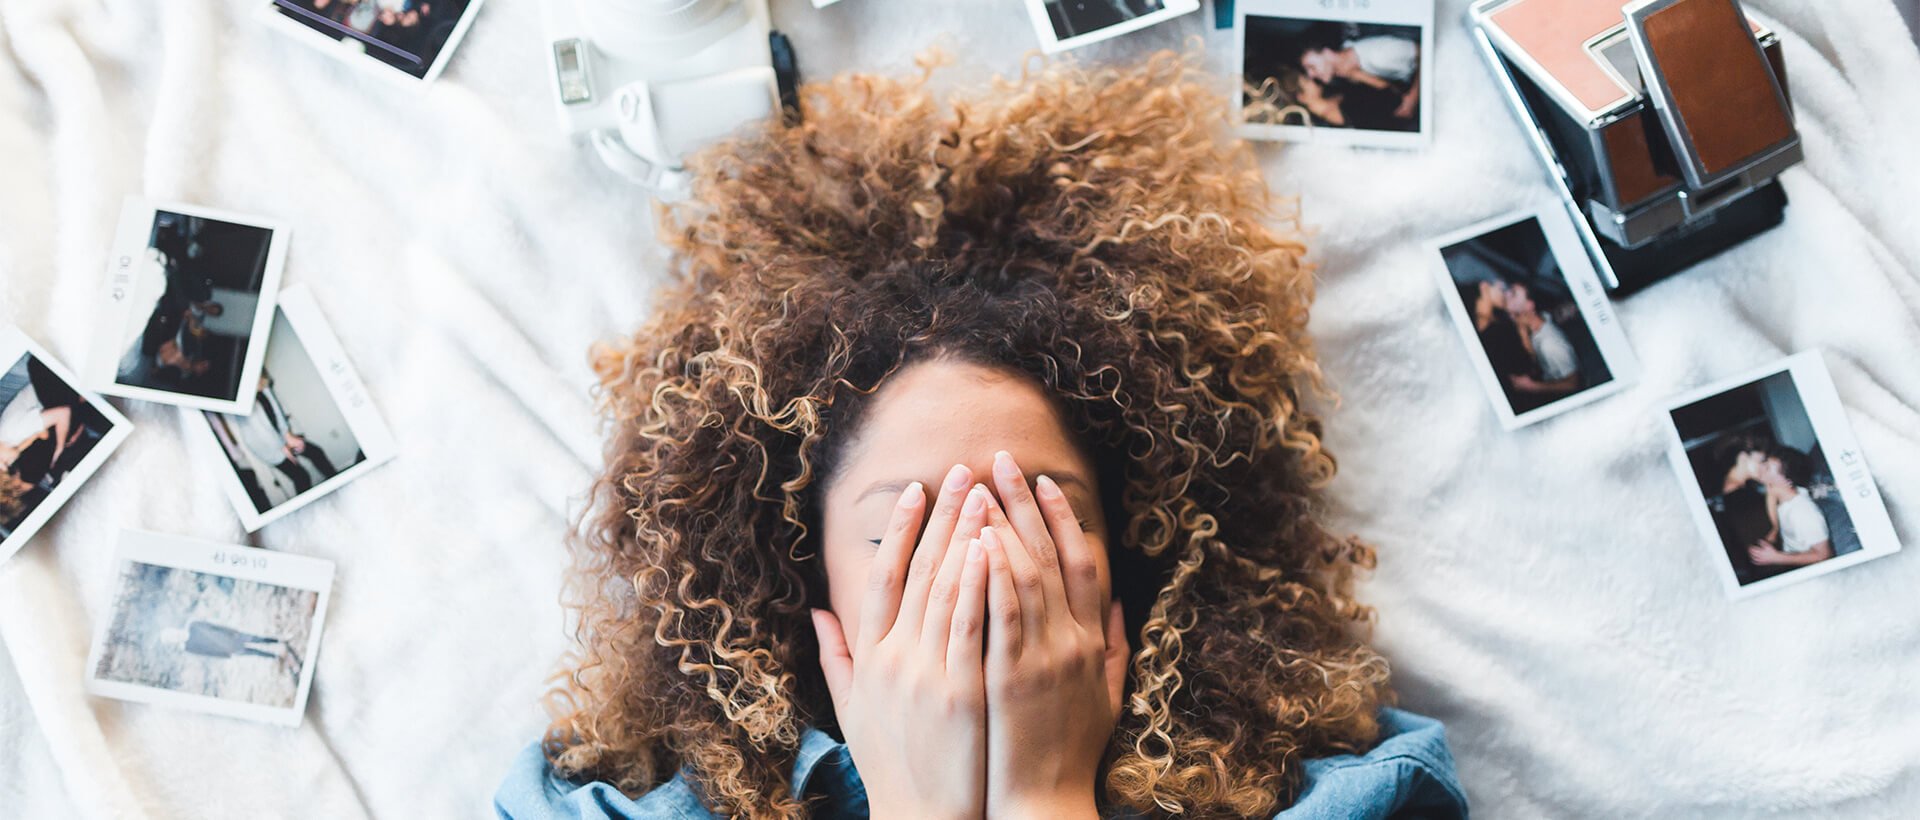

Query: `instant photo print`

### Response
(260, 0, 487, 84)
(1026, 0, 1200, 54)
(1428, 205, 1640, 430)
(185, 286, 397, 533)
(89, 198, 288, 415)
(1236, 0, 1435, 148)
(1662, 353, 1900, 600)
(85, 530, 335, 727)
(1469, 0, 1802, 294)
(0, 328, 133, 564)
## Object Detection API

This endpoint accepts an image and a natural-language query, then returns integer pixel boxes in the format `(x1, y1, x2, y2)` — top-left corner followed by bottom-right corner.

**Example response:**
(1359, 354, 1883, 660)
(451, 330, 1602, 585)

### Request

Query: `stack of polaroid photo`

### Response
(1426, 204, 1902, 599)
(87, 198, 399, 534)
(1234, 0, 1435, 149)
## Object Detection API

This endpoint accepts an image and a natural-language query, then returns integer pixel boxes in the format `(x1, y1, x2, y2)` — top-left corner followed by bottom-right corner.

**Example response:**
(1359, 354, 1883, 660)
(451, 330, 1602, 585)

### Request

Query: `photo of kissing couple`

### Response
(1442, 216, 1615, 419)
(1673, 369, 1862, 588)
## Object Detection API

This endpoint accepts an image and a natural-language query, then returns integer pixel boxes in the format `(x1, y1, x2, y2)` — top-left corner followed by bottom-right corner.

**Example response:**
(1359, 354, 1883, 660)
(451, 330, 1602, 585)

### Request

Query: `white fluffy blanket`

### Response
(3, 0, 1917, 816)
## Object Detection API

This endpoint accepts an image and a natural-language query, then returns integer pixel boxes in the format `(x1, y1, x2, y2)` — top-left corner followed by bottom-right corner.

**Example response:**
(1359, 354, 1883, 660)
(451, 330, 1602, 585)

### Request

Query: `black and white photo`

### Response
(1236, 0, 1434, 147)
(0, 329, 133, 564)
(188, 286, 397, 532)
(1429, 206, 1638, 429)
(85, 530, 334, 727)
(89, 198, 287, 414)
(1663, 353, 1901, 599)
(1025, 0, 1199, 53)
(261, 0, 486, 83)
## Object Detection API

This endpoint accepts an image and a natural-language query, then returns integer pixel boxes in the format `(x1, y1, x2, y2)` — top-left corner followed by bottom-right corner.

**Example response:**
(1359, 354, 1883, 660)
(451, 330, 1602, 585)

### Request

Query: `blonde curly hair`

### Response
(543, 49, 1393, 818)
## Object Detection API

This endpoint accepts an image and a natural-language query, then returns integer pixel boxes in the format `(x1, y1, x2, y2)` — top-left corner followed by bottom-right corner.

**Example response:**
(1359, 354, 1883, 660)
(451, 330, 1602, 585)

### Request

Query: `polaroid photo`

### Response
(85, 530, 334, 727)
(1025, 0, 1201, 54)
(88, 198, 288, 415)
(184, 286, 396, 533)
(1662, 352, 1902, 600)
(258, 0, 487, 85)
(0, 329, 133, 565)
(1235, 0, 1434, 148)
(1428, 205, 1640, 430)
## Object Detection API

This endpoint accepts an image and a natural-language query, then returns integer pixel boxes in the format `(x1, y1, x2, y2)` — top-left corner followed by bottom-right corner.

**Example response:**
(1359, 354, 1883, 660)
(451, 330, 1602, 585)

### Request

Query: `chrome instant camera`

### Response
(541, 0, 800, 197)
(1470, 0, 1802, 294)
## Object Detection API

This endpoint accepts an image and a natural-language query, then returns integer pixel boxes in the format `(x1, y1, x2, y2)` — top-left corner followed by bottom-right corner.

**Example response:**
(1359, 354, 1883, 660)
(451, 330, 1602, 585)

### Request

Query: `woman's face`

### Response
(819, 358, 1111, 648)
(1480, 281, 1508, 311)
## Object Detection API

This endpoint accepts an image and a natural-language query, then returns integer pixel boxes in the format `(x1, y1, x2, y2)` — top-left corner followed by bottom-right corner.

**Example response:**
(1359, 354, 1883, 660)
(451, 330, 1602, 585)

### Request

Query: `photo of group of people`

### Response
(0, 333, 131, 562)
(192, 287, 394, 532)
(1027, 0, 1197, 53)
(1665, 355, 1900, 598)
(86, 531, 334, 726)
(266, 0, 484, 82)
(1237, 0, 1433, 147)
(1430, 208, 1639, 429)
(91, 200, 286, 415)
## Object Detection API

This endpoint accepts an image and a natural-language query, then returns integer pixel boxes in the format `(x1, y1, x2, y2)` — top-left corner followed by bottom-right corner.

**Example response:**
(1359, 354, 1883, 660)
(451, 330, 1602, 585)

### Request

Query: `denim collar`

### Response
(787, 725, 867, 809)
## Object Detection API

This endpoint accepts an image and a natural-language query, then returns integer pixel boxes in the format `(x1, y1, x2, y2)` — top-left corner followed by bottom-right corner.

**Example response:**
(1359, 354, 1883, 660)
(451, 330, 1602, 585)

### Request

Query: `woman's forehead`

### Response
(832, 359, 1093, 500)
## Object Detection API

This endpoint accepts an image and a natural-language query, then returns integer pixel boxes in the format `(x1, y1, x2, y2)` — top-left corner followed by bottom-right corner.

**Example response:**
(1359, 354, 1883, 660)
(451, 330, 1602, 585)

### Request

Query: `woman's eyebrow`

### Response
(854, 470, 1093, 504)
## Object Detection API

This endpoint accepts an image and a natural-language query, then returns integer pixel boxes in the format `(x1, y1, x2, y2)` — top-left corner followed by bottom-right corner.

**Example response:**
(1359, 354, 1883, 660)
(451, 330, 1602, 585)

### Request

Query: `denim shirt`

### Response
(495, 707, 1467, 819)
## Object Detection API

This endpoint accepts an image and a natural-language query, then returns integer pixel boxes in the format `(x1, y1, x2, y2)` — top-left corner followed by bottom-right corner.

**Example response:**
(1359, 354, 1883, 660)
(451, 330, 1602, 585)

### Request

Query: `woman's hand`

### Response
(978, 451, 1127, 820)
(811, 464, 992, 820)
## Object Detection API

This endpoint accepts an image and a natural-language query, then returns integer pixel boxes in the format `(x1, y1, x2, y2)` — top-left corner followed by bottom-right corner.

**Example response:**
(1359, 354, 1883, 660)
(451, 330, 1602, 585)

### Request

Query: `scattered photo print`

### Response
(90, 198, 287, 414)
(86, 531, 334, 726)
(189, 286, 395, 532)
(0, 328, 132, 564)
(1237, 0, 1434, 147)
(1428, 206, 1639, 429)
(1663, 353, 1901, 599)
(1026, 0, 1200, 53)
(261, 0, 486, 83)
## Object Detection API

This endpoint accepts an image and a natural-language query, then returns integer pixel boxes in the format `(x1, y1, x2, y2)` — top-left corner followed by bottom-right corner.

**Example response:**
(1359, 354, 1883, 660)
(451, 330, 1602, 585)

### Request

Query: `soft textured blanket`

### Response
(3, 0, 1917, 817)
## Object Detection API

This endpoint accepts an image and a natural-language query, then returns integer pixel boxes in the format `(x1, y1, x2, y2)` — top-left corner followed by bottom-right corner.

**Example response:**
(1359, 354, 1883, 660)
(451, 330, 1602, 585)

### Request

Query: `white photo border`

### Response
(1426, 204, 1640, 430)
(255, 0, 489, 88)
(183, 285, 398, 533)
(83, 530, 335, 727)
(0, 328, 134, 565)
(1659, 351, 1903, 600)
(1234, 0, 1436, 149)
(1024, 0, 1200, 54)
(89, 197, 289, 415)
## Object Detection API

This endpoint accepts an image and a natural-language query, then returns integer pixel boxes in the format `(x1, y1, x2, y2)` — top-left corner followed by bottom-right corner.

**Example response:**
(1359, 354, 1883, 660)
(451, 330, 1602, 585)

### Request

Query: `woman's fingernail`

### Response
(1036, 474, 1061, 499)
(898, 481, 923, 507)
(944, 463, 971, 491)
(963, 485, 986, 514)
(967, 538, 982, 561)
(994, 450, 1017, 477)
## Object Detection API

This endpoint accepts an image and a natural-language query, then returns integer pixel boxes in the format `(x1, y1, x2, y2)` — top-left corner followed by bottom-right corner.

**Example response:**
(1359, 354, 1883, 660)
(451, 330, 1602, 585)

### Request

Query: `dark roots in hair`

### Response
(543, 49, 1392, 819)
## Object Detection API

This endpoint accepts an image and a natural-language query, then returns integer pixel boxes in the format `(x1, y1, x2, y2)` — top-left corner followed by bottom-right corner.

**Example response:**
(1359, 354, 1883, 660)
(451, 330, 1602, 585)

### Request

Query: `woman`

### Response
(1746, 446, 1833, 568)
(497, 54, 1463, 818)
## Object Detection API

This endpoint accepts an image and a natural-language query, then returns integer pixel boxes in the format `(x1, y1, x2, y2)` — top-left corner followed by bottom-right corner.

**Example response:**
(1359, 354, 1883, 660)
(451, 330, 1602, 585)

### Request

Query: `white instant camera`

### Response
(541, 0, 799, 196)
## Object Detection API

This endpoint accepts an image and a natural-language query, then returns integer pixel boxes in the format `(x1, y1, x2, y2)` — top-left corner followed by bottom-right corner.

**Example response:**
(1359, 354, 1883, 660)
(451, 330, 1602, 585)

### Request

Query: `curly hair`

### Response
(542, 49, 1393, 818)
